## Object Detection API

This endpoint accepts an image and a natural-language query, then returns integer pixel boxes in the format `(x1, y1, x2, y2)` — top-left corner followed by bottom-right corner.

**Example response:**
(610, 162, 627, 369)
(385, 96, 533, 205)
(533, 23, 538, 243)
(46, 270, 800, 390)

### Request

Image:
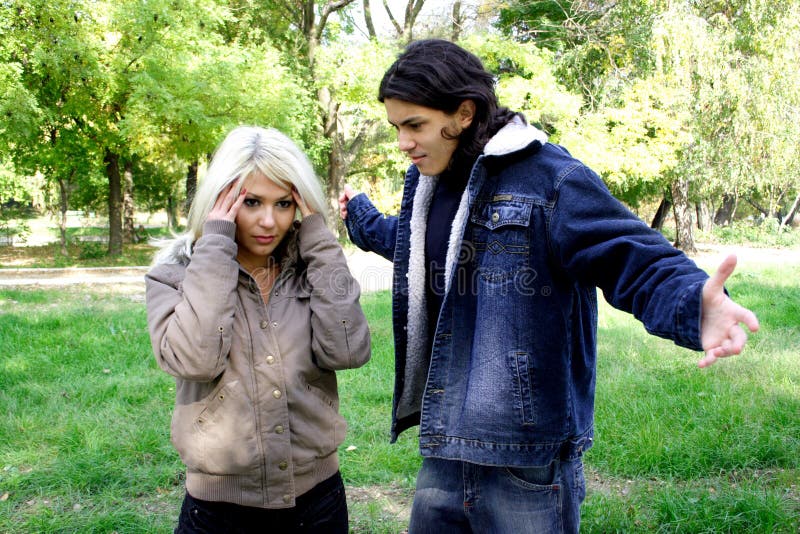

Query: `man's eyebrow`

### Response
(388, 115, 425, 127)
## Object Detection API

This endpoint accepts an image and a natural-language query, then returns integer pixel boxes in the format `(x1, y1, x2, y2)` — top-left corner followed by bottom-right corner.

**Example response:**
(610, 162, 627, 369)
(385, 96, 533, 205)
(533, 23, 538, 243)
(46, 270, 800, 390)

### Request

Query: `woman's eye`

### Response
(276, 200, 294, 209)
(243, 198, 259, 207)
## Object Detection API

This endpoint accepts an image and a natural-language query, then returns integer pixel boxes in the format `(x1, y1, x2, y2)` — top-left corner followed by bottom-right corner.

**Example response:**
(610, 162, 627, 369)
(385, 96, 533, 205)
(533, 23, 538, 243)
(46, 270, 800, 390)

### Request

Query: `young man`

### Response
(339, 39, 758, 533)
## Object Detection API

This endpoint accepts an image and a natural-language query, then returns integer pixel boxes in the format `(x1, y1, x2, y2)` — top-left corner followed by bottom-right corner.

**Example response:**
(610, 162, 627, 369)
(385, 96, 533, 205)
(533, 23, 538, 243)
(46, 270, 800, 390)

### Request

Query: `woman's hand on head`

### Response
(208, 179, 246, 223)
(292, 187, 314, 219)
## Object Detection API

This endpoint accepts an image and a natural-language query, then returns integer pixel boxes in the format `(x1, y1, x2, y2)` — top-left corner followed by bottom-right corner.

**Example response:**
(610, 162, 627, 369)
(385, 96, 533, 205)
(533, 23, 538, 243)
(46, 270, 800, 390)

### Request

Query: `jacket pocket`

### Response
(509, 351, 537, 426)
(293, 375, 346, 457)
(171, 380, 260, 475)
(470, 198, 532, 282)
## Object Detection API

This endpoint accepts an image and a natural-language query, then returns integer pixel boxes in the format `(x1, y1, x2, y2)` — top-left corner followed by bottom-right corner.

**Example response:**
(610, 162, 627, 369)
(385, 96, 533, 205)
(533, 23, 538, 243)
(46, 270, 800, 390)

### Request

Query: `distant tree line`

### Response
(1, 0, 798, 255)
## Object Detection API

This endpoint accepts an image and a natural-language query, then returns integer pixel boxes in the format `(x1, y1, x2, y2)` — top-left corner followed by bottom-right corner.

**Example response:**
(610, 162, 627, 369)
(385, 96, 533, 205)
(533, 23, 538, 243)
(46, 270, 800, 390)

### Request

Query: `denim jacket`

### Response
(345, 119, 708, 467)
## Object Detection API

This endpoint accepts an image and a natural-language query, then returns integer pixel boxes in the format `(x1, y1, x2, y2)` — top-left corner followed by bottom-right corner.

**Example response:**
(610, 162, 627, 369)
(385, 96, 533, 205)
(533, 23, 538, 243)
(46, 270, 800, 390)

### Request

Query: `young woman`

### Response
(146, 126, 371, 533)
(339, 39, 758, 533)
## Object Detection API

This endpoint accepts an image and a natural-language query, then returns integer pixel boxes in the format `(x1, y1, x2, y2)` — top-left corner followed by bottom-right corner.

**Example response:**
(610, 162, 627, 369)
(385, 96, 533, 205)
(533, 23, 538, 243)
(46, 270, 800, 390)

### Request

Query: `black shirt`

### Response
(425, 170, 470, 345)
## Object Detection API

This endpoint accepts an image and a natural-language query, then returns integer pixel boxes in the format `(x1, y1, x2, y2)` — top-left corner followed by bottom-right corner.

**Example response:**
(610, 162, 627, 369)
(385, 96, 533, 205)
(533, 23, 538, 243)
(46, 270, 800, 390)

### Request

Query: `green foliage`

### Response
(703, 220, 800, 248)
(461, 34, 583, 139)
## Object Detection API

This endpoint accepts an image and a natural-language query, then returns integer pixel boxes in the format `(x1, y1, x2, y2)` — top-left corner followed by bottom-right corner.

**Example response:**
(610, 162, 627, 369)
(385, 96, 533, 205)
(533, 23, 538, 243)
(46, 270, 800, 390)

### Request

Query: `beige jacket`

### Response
(145, 215, 371, 508)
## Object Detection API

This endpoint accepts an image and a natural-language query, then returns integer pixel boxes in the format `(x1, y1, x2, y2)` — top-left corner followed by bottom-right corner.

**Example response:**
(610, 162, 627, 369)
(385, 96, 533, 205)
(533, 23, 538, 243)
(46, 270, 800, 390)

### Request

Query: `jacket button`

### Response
(272, 321, 278, 327)
(283, 495, 291, 504)
(275, 425, 284, 434)
(278, 461, 288, 470)
(266, 355, 275, 364)
(260, 320, 268, 329)
(272, 389, 282, 399)
(491, 212, 500, 223)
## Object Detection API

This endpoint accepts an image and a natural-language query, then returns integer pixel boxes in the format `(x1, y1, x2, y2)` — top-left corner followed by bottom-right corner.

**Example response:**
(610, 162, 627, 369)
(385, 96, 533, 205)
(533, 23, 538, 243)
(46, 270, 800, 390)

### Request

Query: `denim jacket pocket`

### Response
(470, 198, 533, 282)
(508, 350, 537, 426)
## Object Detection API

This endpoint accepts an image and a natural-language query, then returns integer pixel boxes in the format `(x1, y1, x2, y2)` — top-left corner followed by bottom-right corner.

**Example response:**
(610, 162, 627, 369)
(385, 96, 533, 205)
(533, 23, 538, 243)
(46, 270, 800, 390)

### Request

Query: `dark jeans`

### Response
(408, 456, 585, 533)
(175, 472, 348, 533)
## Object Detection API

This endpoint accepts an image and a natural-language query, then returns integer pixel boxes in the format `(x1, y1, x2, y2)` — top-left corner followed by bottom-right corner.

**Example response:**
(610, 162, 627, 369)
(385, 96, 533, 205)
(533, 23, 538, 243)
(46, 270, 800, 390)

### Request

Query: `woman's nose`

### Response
(259, 208, 275, 227)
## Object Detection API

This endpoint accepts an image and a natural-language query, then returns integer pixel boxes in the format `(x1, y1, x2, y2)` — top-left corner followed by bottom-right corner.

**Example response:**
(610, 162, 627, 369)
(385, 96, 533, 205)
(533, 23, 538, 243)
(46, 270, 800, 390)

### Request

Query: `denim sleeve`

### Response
(549, 165, 707, 350)
(344, 193, 398, 262)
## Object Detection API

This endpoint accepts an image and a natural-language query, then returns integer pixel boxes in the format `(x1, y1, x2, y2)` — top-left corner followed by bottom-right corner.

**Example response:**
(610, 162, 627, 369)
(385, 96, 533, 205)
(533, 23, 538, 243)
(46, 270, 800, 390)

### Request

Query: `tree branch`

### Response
(382, 0, 403, 36)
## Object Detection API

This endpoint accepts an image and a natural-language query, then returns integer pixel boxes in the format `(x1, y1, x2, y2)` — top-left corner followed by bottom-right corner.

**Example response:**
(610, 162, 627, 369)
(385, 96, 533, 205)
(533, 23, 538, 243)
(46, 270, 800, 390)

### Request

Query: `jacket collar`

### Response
(483, 117, 548, 157)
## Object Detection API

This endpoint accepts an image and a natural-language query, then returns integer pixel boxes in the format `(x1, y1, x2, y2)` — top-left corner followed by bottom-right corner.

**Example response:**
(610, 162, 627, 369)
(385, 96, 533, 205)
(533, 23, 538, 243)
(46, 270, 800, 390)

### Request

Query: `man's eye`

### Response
(243, 198, 259, 207)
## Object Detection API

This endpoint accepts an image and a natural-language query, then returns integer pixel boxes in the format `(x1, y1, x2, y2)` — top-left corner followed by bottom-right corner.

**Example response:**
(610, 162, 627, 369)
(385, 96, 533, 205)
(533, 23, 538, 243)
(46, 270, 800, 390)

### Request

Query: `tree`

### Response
(0, 0, 108, 254)
(2, 0, 311, 256)
(496, 0, 665, 107)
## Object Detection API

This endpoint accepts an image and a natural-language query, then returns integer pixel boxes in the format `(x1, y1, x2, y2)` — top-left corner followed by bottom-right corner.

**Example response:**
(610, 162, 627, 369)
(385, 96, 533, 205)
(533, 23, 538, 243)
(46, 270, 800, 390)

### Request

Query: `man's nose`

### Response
(397, 131, 414, 152)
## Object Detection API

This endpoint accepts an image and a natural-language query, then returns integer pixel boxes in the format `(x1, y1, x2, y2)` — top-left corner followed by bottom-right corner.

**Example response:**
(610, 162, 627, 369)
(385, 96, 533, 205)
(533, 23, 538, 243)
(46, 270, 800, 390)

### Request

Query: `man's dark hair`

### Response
(379, 39, 524, 175)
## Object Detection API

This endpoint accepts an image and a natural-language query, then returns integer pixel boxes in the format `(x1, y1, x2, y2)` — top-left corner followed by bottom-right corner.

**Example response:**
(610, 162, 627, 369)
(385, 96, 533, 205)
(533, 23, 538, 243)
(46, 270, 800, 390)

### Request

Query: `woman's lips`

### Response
(254, 236, 275, 244)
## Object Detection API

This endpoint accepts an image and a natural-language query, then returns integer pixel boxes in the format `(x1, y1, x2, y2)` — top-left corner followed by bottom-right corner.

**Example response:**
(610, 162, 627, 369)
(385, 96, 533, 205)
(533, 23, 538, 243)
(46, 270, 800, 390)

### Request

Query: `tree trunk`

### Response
(185, 160, 198, 216)
(167, 194, 179, 231)
(328, 135, 348, 239)
(451, 0, 464, 41)
(105, 149, 123, 256)
(745, 197, 770, 219)
(780, 192, 800, 231)
(363, 0, 376, 38)
(123, 161, 135, 243)
(57, 177, 69, 256)
(650, 194, 671, 230)
(713, 193, 737, 226)
(695, 201, 712, 231)
(671, 178, 696, 254)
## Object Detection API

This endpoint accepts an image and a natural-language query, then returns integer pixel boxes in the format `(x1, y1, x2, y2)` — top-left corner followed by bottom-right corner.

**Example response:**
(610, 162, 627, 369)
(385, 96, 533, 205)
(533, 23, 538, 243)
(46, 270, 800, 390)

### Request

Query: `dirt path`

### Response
(0, 243, 795, 289)
(0, 249, 395, 290)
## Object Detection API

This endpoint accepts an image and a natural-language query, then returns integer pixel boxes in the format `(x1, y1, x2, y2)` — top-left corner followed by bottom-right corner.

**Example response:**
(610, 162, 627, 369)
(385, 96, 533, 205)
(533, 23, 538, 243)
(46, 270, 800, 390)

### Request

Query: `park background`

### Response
(1, 0, 799, 532)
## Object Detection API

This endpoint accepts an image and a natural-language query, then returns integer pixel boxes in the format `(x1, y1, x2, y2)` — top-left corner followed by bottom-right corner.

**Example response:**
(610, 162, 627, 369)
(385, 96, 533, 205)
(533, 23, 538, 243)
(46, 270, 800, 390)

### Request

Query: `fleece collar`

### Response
(484, 117, 549, 157)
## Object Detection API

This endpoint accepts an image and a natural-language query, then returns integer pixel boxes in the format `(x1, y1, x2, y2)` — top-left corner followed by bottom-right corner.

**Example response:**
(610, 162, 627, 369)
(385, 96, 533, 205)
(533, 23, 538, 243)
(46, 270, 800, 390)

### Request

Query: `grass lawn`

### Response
(0, 260, 798, 532)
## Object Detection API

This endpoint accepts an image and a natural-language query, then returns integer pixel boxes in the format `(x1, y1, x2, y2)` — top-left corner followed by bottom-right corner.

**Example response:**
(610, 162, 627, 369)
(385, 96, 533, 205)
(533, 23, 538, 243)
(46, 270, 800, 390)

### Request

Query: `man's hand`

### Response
(698, 254, 760, 368)
(338, 184, 356, 220)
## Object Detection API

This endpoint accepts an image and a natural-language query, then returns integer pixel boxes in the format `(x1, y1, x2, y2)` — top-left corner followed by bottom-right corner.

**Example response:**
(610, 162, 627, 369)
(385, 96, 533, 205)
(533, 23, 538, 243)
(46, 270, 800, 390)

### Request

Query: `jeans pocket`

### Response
(503, 460, 558, 490)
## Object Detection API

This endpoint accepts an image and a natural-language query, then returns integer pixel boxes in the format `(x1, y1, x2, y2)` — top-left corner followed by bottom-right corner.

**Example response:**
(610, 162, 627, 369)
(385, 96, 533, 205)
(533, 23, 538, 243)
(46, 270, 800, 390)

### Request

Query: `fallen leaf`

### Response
(0, 493, 9, 501)
(345, 445, 357, 452)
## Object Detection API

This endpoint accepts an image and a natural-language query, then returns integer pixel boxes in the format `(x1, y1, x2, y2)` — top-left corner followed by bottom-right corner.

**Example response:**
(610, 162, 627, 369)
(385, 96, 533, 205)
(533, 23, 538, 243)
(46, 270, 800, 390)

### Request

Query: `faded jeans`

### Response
(408, 456, 585, 533)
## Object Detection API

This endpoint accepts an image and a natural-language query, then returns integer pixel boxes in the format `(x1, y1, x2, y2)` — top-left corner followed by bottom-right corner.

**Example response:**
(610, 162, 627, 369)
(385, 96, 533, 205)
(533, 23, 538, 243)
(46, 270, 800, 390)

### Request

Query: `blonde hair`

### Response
(152, 126, 326, 265)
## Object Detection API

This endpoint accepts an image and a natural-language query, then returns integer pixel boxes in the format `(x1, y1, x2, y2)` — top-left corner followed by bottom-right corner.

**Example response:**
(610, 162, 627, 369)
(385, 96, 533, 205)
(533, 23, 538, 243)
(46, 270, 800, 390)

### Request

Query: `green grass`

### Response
(0, 262, 798, 532)
(0, 242, 159, 269)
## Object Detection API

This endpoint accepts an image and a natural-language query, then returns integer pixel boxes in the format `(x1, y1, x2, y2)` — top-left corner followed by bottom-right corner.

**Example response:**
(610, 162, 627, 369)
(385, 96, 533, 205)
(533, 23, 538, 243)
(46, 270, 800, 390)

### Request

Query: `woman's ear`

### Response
(457, 100, 476, 129)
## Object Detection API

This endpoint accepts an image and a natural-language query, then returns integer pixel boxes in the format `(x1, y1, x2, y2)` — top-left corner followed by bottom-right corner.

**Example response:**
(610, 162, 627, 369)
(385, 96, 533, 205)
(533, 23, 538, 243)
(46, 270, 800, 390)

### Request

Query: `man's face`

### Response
(384, 98, 473, 176)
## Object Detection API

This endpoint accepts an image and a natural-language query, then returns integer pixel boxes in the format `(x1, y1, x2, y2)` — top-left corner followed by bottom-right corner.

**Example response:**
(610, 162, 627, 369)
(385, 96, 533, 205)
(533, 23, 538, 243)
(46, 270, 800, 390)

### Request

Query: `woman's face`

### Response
(384, 98, 473, 176)
(234, 172, 296, 272)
